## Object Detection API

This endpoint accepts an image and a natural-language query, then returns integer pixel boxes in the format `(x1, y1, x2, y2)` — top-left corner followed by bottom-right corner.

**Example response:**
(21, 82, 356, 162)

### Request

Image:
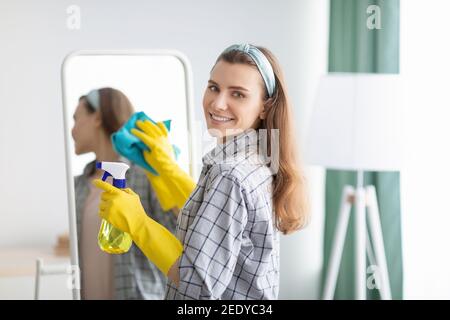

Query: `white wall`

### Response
(400, 0, 450, 299)
(0, 0, 329, 299)
(277, 1, 329, 299)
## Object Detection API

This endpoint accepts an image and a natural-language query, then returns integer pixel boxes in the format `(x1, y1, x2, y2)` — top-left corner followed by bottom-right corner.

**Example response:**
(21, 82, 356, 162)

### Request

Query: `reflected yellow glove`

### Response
(131, 120, 196, 210)
(93, 179, 183, 275)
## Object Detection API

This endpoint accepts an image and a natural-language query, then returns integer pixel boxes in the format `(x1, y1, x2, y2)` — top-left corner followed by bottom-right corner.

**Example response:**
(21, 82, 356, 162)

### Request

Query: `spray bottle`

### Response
(96, 161, 133, 254)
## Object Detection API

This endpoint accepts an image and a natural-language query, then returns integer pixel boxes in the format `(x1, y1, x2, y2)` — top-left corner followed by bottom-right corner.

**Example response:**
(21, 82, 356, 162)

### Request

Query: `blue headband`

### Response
(86, 89, 100, 110)
(222, 44, 276, 98)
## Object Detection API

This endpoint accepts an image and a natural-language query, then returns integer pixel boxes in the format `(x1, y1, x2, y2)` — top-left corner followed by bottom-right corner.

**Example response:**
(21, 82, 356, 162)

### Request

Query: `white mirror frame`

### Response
(60, 49, 197, 300)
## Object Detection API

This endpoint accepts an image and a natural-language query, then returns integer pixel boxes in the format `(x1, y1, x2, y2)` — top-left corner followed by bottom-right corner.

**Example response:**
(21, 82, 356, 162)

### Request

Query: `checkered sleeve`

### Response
(177, 171, 248, 299)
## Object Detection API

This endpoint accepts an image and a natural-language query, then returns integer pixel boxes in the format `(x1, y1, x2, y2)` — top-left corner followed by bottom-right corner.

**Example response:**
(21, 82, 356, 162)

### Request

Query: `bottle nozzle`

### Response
(96, 161, 130, 188)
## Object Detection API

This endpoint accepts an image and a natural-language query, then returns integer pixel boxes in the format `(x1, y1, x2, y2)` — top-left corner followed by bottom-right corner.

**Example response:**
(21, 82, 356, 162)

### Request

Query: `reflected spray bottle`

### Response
(96, 161, 132, 254)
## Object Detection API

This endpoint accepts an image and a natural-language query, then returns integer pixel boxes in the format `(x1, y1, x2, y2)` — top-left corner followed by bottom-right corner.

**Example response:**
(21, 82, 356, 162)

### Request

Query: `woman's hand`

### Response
(93, 178, 184, 276)
(131, 120, 197, 210)
(93, 179, 147, 234)
(131, 120, 177, 175)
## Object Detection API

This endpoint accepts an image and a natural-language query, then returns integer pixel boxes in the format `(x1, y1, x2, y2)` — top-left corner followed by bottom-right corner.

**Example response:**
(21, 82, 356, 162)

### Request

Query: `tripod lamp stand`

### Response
(306, 73, 403, 300)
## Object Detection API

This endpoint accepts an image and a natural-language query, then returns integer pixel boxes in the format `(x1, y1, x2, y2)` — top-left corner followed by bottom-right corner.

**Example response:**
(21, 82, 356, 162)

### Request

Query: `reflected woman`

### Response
(71, 87, 177, 299)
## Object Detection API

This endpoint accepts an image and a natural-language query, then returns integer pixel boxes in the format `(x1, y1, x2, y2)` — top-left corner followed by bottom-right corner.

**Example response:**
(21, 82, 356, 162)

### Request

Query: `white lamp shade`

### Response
(306, 73, 403, 171)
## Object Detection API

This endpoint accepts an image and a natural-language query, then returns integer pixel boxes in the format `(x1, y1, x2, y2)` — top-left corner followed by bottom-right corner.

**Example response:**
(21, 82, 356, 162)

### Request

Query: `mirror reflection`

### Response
(62, 52, 194, 299)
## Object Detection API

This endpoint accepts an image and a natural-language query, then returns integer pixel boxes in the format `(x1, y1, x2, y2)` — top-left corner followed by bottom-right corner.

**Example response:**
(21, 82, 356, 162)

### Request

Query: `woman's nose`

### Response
(211, 93, 228, 111)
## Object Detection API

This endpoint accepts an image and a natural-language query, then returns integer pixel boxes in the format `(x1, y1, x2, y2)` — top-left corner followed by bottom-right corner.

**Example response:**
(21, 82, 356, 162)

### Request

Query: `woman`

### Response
(72, 87, 177, 299)
(94, 44, 309, 299)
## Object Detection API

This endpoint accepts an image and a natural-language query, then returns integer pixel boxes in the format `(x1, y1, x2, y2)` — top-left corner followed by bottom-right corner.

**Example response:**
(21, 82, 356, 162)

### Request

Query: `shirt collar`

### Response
(202, 129, 268, 167)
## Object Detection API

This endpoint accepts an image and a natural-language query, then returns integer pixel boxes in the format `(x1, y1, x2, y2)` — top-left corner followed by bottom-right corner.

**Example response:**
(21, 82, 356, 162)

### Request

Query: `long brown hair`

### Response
(80, 87, 134, 136)
(216, 46, 309, 235)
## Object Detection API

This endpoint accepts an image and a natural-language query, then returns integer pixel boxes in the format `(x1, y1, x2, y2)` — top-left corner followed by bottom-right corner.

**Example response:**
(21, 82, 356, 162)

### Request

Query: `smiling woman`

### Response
(92, 44, 310, 300)
(203, 61, 266, 138)
(207, 45, 309, 234)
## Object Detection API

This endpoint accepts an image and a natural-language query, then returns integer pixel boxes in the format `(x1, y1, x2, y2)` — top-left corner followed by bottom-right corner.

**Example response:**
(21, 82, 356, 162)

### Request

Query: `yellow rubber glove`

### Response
(131, 120, 196, 210)
(93, 179, 183, 275)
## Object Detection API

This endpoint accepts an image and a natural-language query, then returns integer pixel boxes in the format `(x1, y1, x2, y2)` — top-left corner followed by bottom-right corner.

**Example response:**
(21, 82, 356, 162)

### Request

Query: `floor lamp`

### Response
(306, 73, 403, 300)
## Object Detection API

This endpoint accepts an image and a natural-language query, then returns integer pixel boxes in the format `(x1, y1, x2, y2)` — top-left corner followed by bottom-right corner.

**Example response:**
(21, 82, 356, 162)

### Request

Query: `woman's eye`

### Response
(232, 91, 245, 98)
(208, 85, 218, 92)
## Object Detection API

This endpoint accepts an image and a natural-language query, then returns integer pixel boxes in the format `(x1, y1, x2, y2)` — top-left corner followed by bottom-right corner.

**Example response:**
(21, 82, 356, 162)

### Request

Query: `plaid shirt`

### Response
(74, 158, 177, 300)
(165, 130, 280, 300)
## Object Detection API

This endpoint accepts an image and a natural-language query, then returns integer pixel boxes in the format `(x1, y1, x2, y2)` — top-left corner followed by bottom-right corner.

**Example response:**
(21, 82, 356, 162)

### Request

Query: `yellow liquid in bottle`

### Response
(98, 219, 132, 254)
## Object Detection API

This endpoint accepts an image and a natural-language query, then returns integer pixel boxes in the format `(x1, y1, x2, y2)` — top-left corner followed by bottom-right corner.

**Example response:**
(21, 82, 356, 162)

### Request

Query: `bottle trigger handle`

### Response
(101, 171, 112, 181)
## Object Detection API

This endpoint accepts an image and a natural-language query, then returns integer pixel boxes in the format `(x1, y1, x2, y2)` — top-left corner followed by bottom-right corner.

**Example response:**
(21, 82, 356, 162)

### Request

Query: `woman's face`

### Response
(71, 100, 101, 155)
(202, 60, 266, 139)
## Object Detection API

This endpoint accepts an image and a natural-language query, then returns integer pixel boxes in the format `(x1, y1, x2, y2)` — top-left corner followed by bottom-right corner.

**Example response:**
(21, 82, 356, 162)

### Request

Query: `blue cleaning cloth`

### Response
(111, 111, 180, 175)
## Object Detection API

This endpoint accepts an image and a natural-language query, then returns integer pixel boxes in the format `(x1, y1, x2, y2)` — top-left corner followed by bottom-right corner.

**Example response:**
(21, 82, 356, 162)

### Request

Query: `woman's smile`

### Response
(209, 112, 235, 125)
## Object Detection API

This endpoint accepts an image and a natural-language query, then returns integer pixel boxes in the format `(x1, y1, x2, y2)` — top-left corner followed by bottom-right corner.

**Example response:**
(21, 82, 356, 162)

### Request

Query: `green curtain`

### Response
(322, 0, 403, 299)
